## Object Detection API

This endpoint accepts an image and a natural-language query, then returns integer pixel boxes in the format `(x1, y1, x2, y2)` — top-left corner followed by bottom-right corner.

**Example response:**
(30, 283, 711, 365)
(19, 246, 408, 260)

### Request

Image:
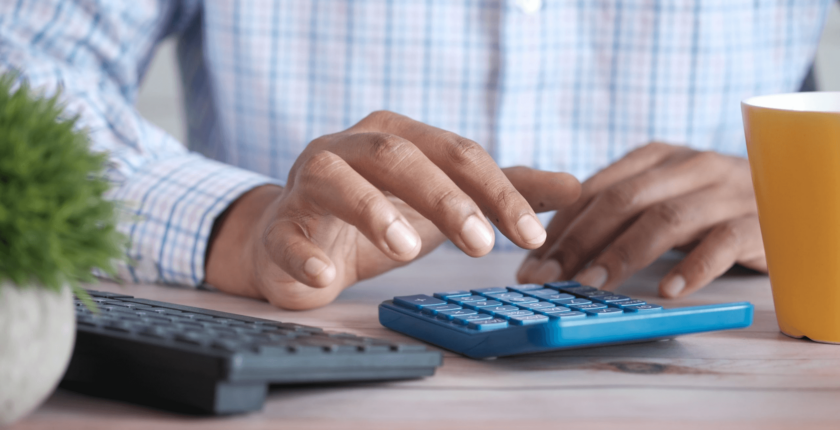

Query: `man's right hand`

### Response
(205, 111, 581, 310)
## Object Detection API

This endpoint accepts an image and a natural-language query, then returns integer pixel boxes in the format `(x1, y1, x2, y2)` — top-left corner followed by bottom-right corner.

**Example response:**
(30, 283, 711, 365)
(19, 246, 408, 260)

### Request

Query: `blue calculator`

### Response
(379, 281, 753, 359)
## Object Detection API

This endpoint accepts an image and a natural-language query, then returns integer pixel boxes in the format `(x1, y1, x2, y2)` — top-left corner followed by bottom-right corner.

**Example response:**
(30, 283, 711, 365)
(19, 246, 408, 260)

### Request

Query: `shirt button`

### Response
(515, 0, 542, 14)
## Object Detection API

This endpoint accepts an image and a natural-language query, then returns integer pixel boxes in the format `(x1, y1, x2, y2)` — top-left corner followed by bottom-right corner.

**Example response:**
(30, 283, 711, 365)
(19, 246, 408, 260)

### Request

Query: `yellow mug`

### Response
(742, 92, 840, 344)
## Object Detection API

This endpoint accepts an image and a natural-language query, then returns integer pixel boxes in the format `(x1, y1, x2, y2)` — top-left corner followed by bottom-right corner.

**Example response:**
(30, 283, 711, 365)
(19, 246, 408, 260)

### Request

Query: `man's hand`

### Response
(517, 142, 767, 298)
(206, 111, 581, 309)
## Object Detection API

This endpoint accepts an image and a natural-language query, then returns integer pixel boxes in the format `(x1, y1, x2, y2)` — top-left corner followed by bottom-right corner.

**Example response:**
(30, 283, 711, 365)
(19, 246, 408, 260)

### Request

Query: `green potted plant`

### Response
(0, 74, 124, 425)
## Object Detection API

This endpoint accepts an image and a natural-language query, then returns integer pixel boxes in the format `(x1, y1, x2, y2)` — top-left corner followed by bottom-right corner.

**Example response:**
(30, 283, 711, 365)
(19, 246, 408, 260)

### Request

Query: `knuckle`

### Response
(649, 200, 687, 228)
(429, 187, 464, 214)
(716, 222, 742, 247)
(607, 243, 635, 268)
(353, 191, 387, 220)
(444, 136, 484, 166)
(298, 150, 339, 183)
(555, 234, 586, 262)
(693, 150, 721, 166)
(690, 254, 716, 279)
(364, 110, 395, 124)
(368, 133, 413, 162)
(599, 185, 639, 211)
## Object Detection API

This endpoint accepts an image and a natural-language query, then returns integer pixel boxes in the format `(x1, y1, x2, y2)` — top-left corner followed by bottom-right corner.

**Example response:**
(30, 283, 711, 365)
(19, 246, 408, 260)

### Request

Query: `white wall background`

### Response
(137, 3, 840, 146)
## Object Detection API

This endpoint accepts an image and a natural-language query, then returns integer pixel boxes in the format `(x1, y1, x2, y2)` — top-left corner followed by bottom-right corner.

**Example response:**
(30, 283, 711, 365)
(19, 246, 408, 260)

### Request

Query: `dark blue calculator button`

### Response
(450, 295, 489, 305)
(593, 294, 631, 303)
(433, 290, 472, 299)
(545, 281, 582, 290)
(580, 290, 612, 298)
(506, 284, 545, 293)
(484, 292, 524, 300)
(568, 303, 607, 311)
(552, 298, 592, 306)
(554, 311, 587, 319)
(615, 299, 647, 308)
(468, 318, 509, 331)
(500, 297, 539, 305)
(483, 305, 519, 315)
(464, 300, 503, 310)
(585, 307, 624, 316)
(436, 309, 478, 320)
(541, 293, 576, 302)
(517, 302, 556, 310)
(538, 307, 572, 315)
(509, 314, 550, 325)
(523, 289, 560, 298)
(394, 295, 447, 310)
(471, 287, 508, 295)
(494, 310, 535, 320)
(624, 304, 663, 312)
(454, 314, 493, 325)
(421, 304, 462, 315)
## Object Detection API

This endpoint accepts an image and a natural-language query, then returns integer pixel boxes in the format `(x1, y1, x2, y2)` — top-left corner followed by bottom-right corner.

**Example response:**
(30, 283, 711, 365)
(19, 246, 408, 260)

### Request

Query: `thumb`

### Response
(502, 166, 581, 213)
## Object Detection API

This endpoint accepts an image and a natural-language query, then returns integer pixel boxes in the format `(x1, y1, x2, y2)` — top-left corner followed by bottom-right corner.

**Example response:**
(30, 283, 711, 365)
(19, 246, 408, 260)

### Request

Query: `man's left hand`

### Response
(517, 142, 767, 298)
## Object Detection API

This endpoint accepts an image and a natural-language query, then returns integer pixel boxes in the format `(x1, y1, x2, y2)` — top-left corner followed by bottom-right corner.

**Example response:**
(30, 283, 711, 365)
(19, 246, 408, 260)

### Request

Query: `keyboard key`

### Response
(454, 314, 493, 325)
(394, 295, 447, 310)
(471, 287, 508, 295)
(436, 309, 478, 320)
(553, 311, 587, 319)
(482, 305, 520, 315)
(568, 303, 607, 311)
(615, 300, 647, 309)
(552, 298, 592, 306)
(506, 284, 546, 293)
(540, 293, 576, 302)
(463, 300, 503, 310)
(483, 292, 524, 300)
(468, 318, 509, 331)
(585, 308, 624, 316)
(433, 290, 472, 300)
(592, 295, 631, 303)
(545, 281, 582, 290)
(509, 314, 550, 325)
(499, 297, 539, 305)
(517, 302, 556, 310)
(538, 307, 572, 315)
(450, 295, 491, 305)
(494, 310, 535, 320)
(421, 304, 462, 315)
(624, 304, 663, 312)
(523, 289, 560, 298)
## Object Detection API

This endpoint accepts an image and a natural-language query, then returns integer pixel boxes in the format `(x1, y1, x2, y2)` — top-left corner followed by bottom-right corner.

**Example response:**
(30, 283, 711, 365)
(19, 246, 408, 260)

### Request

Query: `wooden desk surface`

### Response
(12, 249, 840, 430)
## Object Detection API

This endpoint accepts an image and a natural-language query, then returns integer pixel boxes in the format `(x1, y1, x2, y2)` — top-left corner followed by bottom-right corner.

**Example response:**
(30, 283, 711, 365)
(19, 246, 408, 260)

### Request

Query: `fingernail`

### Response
(385, 219, 419, 255)
(661, 274, 686, 298)
(516, 215, 546, 246)
(304, 257, 328, 278)
(575, 265, 608, 289)
(517, 257, 541, 281)
(460, 215, 494, 252)
(532, 259, 562, 282)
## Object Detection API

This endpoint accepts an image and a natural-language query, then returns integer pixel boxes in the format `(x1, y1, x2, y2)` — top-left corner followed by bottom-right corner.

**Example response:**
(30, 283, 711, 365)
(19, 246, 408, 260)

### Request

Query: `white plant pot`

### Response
(0, 283, 75, 426)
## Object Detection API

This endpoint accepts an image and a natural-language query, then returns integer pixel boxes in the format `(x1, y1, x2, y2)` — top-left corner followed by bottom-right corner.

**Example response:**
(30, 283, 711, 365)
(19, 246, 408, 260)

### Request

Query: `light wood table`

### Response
(13, 249, 840, 430)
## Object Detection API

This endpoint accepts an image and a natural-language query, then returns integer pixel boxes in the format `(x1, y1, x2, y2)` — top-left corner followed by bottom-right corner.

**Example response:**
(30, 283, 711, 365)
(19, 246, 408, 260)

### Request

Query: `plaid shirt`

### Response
(0, 0, 829, 286)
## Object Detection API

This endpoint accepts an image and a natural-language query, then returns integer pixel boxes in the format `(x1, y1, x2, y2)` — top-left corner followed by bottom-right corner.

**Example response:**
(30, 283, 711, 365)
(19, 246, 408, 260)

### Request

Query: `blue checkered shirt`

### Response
(0, 0, 829, 286)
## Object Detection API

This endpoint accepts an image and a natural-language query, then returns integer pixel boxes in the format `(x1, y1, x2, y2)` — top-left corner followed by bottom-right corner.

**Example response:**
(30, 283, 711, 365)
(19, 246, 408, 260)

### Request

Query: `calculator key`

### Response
(506, 284, 546, 293)
(454, 314, 493, 325)
(450, 295, 490, 305)
(580, 290, 612, 298)
(592, 295, 631, 303)
(499, 297, 539, 305)
(471, 287, 508, 295)
(484, 292, 525, 300)
(433, 290, 472, 300)
(585, 307, 625, 316)
(468, 318, 509, 331)
(436, 309, 478, 320)
(523, 289, 560, 298)
(494, 310, 535, 320)
(483, 305, 520, 315)
(545, 281, 583, 290)
(623, 304, 663, 312)
(538, 307, 572, 315)
(540, 293, 576, 302)
(464, 300, 503, 310)
(509, 314, 550, 326)
(421, 304, 462, 315)
(554, 311, 587, 319)
(394, 295, 447, 310)
(552, 298, 592, 306)
(517, 302, 556, 310)
(615, 300, 647, 309)
(567, 303, 607, 311)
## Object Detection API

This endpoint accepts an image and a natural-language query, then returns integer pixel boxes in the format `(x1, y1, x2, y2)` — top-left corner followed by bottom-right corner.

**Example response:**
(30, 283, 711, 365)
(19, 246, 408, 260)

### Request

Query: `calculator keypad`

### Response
(393, 281, 663, 332)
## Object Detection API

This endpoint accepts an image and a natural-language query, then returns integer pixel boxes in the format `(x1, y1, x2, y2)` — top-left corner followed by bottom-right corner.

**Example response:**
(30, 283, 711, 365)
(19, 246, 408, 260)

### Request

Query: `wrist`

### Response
(205, 184, 284, 297)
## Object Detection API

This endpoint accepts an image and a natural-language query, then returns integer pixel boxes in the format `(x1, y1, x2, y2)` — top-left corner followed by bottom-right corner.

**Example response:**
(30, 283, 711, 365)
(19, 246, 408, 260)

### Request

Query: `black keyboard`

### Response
(62, 290, 442, 414)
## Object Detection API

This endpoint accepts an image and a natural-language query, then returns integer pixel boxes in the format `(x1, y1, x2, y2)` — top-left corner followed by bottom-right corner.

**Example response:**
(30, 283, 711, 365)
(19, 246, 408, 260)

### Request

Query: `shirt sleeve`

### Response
(0, 0, 280, 286)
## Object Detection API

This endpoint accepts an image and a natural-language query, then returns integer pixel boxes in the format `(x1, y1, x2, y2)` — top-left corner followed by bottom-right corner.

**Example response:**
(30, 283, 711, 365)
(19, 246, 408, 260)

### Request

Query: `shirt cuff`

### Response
(108, 153, 281, 286)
